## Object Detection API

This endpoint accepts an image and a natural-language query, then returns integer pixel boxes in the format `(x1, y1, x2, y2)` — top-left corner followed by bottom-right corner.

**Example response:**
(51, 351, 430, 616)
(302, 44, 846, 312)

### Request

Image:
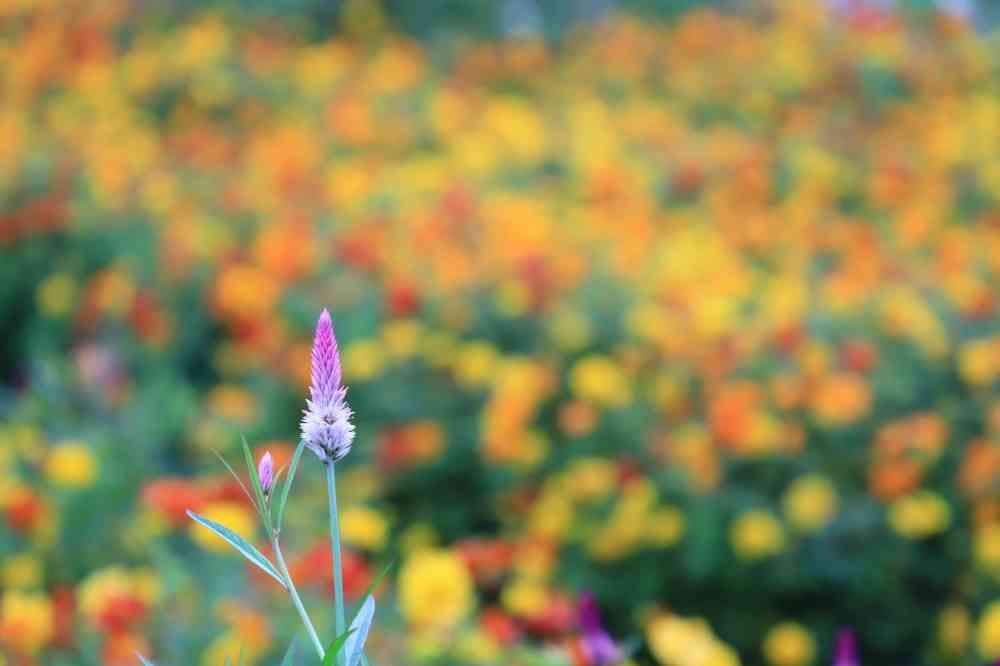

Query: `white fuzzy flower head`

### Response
(301, 397, 355, 463)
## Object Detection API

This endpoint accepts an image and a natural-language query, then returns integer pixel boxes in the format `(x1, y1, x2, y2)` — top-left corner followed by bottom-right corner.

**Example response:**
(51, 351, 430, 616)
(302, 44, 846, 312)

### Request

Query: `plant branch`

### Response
(273, 538, 326, 660)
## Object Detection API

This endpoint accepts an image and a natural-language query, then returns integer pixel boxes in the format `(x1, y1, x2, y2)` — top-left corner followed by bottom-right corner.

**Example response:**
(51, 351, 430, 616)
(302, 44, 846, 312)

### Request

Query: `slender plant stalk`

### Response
(326, 462, 347, 666)
(273, 538, 326, 660)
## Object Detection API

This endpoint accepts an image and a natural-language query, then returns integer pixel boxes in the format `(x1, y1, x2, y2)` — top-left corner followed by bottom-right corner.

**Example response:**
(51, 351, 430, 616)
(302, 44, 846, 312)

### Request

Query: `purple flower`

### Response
(300, 309, 355, 463)
(579, 592, 621, 665)
(834, 628, 860, 666)
(258, 451, 274, 494)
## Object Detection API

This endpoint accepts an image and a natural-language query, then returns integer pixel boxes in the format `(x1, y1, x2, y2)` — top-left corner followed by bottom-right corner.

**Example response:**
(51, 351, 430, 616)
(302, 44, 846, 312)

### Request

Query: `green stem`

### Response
(273, 538, 326, 660)
(326, 462, 347, 666)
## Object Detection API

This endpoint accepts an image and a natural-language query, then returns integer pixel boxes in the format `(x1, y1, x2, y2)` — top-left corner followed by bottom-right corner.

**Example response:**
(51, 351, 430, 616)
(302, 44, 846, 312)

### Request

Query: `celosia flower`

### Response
(300, 309, 355, 463)
(258, 451, 273, 495)
(834, 628, 859, 666)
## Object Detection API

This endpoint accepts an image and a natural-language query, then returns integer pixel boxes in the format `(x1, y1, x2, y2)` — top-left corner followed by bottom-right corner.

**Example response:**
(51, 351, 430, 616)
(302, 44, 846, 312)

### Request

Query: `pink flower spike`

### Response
(301, 309, 355, 463)
(310, 309, 342, 407)
(258, 451, 274, 494)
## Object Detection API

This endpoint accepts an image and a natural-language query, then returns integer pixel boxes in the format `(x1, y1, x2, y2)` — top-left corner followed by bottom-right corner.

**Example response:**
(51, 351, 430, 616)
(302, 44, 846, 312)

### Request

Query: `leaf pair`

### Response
(215, 438, 307, 537)
(190, 440, 312, 589)
(323, 595, 375, 666)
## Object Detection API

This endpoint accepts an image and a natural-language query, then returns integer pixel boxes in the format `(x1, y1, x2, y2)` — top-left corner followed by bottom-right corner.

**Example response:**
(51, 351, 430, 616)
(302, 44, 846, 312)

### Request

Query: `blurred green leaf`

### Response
(321, 629, 355, 666)
(281, 638, 298, 666)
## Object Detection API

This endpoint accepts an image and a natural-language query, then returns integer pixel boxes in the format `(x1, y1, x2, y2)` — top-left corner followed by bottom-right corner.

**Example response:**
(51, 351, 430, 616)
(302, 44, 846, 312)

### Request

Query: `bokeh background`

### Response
(3, 0, 1000, 664)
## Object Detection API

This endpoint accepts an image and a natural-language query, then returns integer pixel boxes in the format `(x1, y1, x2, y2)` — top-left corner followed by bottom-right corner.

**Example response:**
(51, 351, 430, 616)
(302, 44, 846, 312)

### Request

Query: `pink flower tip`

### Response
(258, 451, 274, 494)
(310, 308, 343, 407)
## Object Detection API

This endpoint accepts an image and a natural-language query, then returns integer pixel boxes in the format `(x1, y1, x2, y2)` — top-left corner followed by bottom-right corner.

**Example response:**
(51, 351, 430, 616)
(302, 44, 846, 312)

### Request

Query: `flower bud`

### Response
(258, 451, 274, 495)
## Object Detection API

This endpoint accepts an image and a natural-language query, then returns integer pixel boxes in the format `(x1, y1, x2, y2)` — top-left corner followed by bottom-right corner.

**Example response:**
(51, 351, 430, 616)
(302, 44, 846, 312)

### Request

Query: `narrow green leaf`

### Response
(276, 439, 307, 532)
(355, 560, 393, 613)
(135, 653, 156, 666)
(344, 595, 375, 666)
(280, 637, 298, 666)
(241, 436, 272, 531)
(187, 510, 286, 589)
(321, 629, 355, 666)
(212, 449, 259, 512)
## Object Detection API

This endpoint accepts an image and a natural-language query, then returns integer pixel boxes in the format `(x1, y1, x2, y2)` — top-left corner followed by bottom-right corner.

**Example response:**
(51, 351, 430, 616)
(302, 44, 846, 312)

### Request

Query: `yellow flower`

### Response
(399, 549, 473, 629)
(976, 523, 1000, 576)
(341, 505, 389, 551)
(382, 319, 423, 360)
(37, 273, 76, 317)
(939, 604, 970, 654)
(730, 510, 785, 560)
(202, 631, 254, 666)
(782, 475, 838, 533)
(454, 342, 499, 389)
(978, 600, 1000, 660)
(763, 622, 815, 666)
(343, 339, 387, 382)
(565, 457, 618, 502)
(502, 576, 549, 618)
(0, 590, 53, 655)
(44, 442, 98, 488)
(190, 502, 256, 553)
(2, 553, 42, 589)
(569, 355, 632, 407)
(959, 339, 999, 387)
(647, 613, 741, 666)
(454, 627, 501, 664)
(888, 491, 952, 539)
(646, 505, 686, 547)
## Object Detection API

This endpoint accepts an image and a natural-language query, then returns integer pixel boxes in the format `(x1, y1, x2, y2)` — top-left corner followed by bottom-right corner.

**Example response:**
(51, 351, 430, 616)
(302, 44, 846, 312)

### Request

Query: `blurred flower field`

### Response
(3, 0, 1000, 664)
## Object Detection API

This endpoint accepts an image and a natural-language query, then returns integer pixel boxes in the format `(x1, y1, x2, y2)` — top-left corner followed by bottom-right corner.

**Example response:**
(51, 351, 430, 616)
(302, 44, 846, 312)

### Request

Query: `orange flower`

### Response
(708, 381, 762, 448)
(288, 542, 372, 602)
(809, 373, 871, 426)
(960, 441, 1000, 498)
(141, 478, 208, 527)
(211, 262, 280, 326)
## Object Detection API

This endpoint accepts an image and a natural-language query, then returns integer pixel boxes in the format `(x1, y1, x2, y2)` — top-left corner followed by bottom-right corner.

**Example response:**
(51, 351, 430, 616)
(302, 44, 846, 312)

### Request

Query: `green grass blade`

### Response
(212, 449, 259, 513)
(276, 439, 307, 532)
(187, 510, 286, 589)
(321, 629, 355, 666)
(355, 561, 393, 614)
